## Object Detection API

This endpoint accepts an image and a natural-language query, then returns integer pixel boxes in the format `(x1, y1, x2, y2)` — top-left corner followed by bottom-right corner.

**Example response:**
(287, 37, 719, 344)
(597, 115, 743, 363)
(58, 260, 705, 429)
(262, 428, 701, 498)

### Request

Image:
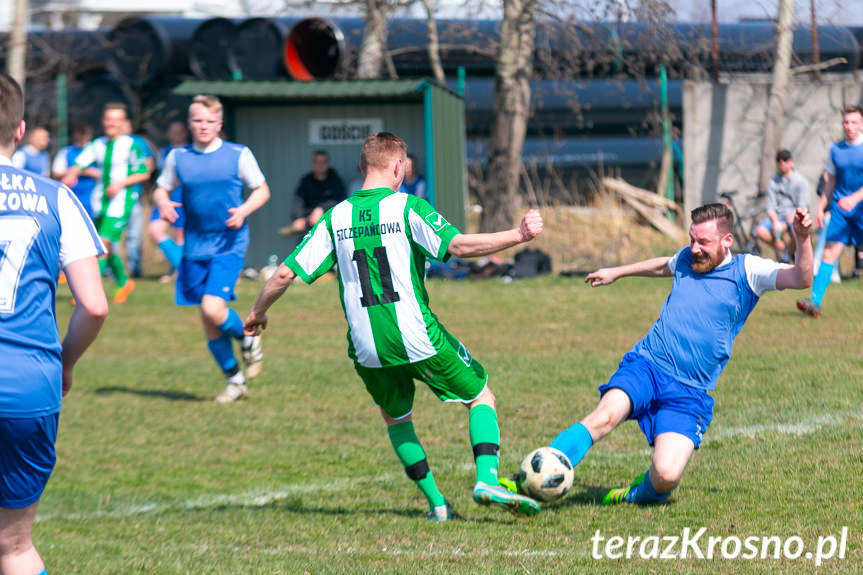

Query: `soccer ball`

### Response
(518, 446, 574, 502)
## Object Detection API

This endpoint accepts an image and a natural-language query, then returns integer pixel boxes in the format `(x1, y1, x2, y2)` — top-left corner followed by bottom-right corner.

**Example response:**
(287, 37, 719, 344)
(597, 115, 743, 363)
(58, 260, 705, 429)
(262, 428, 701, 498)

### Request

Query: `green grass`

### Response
(42, 274, 862, 573)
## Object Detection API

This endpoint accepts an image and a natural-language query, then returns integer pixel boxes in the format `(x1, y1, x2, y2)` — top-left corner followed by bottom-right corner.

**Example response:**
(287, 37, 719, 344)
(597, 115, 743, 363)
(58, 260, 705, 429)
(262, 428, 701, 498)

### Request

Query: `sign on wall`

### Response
(309, 118, 384, 145)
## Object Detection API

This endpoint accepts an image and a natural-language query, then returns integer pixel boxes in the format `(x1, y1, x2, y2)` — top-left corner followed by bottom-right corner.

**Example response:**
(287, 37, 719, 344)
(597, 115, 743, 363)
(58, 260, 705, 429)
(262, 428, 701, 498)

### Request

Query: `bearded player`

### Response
(506, 204, 813, 505)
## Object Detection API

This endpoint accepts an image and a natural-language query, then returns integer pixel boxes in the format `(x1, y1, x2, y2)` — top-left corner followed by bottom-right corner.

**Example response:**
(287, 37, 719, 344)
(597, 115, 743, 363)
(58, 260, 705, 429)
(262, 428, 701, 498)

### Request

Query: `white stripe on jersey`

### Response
(58, 185, 105, 266)
(331, 201, 381, 367)
(407, 207, 444, 259)
(379, 194, 437, 363)
(293, 222, 334, 278)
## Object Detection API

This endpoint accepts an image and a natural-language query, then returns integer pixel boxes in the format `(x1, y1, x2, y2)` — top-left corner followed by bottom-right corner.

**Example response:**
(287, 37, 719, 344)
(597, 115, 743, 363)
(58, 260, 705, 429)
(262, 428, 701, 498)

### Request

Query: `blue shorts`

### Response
(756, 217, 789, 234)
(150, 189, 185, 228)
(598, 352, 714, 449)
(0, 414, 59, 509)
(176, 253, 244, 306)
(825, 203, 863, 245)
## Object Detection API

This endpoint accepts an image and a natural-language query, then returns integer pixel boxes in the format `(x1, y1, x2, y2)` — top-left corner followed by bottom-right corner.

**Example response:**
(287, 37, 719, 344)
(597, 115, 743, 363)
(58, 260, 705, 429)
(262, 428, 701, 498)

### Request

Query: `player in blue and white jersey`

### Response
(0, 73, 107, 575)
(12, 126, 51, 177)
(149, 121, 189, 282)
(797, 104, 863, 318)
(51, 123, 98, 220)
(153, 95, 270, 404)
(509, 204, 813, 506)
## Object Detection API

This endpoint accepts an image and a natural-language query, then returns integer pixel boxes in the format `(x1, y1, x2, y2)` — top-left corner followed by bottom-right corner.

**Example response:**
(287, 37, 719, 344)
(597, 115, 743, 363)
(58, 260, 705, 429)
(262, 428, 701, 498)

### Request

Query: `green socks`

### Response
(469, 404, 500, 486)
(387, 421, 446, 510)
(98, 255, 128, 287)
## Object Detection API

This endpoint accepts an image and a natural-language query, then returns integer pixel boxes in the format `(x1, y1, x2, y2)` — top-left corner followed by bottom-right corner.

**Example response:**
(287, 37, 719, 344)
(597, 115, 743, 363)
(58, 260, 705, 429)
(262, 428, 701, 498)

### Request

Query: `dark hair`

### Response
(842, 105, 863, 117)
(776, 149, 792, 162)
(691, 203, 733, 234)
(361, 132, 407, 173)
(0, 72, 24, 145)
(313, 150, 329, 158)
(72, 121, 93, 137)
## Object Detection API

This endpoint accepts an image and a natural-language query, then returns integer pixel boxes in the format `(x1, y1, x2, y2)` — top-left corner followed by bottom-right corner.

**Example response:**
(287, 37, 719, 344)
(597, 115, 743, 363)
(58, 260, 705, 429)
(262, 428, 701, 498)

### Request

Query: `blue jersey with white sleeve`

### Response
(0, 156, 104, 417)
(631, 248, 782, 391)
(825, 139, 863, 202)
(157, 139, 265, 260)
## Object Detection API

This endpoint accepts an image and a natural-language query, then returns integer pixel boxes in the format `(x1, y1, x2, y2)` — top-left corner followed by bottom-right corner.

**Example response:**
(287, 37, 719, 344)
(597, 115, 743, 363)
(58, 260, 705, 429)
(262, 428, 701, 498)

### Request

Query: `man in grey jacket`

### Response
(754, 149, 809, 262)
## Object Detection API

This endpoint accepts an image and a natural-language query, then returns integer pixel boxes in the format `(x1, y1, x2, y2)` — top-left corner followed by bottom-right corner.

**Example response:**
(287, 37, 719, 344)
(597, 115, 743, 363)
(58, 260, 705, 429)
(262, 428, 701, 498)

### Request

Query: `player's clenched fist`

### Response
(519, 209, 543, 241)
(792, 207, 813, 237)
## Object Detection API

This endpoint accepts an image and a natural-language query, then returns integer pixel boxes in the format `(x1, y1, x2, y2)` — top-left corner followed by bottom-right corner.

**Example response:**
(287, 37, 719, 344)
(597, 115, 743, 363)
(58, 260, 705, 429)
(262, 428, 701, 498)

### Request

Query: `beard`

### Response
(691, 246, 726, 273)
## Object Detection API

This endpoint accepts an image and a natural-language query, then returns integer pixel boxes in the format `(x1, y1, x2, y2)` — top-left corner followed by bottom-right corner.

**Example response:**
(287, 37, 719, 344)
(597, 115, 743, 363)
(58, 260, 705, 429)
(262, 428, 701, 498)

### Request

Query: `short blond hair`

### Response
(191, 95, 223, 118)
(361, 132, 407, 173)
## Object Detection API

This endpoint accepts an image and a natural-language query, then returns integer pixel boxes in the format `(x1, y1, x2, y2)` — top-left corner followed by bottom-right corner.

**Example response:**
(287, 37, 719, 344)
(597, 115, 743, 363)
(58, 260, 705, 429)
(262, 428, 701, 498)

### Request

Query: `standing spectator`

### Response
(0, 72, 107, 575)
(153, 95, 270, 403)
(797, 105, 863, 317)
(61, 103, 150, 304)
(282, 150, 345, 236)
(398, 153, 427, 199)
(12, 126, 51, 177)
(753, 149, 809, 262)
(149, 120, 189, 282)
(52, 122, 98, 220)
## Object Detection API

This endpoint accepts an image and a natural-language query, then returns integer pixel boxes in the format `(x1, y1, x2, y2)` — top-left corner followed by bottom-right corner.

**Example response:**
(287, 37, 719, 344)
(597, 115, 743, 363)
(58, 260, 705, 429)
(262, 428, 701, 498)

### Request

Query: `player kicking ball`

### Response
(244, 132, 543, 520)
(504, 204, 813, 505)
(153, 95, 270, 403)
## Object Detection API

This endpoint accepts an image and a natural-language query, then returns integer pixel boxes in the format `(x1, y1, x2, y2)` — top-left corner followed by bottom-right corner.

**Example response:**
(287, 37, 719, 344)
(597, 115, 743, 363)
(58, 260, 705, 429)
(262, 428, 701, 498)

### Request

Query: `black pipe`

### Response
(233, 17, 302, 80)
(189, 18, 242, 80)
(283, 18, 860, 79)
(109, 16, 202, 87)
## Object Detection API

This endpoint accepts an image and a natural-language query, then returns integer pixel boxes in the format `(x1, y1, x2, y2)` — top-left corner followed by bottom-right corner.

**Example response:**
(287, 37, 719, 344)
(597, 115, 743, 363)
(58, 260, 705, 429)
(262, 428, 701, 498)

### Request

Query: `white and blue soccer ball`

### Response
(518, 446, 574, 502)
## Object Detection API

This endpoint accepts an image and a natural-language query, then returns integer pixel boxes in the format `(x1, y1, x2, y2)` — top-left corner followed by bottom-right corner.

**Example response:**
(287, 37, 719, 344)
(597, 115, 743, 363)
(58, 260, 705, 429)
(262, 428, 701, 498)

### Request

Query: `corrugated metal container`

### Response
(173, 79, 466, 268)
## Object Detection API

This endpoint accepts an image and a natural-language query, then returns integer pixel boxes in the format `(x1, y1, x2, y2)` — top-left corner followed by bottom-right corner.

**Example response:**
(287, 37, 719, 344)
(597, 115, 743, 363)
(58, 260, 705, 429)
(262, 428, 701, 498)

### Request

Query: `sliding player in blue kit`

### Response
(505, 204, 814, 506)
(0, 73, 107, 575)
(153, 95, 270, 403)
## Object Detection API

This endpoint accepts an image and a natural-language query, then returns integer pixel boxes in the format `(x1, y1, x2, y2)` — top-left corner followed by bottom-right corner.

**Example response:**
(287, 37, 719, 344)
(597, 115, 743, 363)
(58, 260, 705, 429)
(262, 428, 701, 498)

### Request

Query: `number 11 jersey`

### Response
(285, 187, 460, 368)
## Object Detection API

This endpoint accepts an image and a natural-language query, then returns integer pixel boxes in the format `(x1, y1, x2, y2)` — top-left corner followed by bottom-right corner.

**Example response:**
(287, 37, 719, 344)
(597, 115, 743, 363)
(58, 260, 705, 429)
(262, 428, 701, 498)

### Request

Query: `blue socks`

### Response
(157, 238, 183, 269)
(207, 336, 238, 373)
(550, 422, 594, 467)
(811, 261, 834, 306)
(218, 308, 245, 340)
(626, 469, 670, 504)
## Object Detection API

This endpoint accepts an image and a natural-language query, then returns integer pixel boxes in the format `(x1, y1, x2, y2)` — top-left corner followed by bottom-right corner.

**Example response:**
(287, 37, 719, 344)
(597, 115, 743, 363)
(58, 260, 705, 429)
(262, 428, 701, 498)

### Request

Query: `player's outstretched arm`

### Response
(775, 208, 814, 290)
(447, 209, 543, 258)
(585, 257, 672, 287)
(244, 263, 296, 336)
(227, 182, 271, 229)
(62, 256, 109, 396)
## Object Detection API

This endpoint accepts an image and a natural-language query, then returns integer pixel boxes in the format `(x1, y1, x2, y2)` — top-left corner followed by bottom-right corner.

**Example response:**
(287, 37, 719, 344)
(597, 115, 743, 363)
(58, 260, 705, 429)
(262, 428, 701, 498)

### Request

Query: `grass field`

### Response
(43, 273, 862, 574)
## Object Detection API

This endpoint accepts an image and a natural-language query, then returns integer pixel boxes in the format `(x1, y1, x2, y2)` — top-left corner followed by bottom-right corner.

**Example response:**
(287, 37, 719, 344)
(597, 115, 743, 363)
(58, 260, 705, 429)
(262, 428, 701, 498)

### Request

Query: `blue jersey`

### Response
(827, 140, 863, 202)
(53, 144, 97, 219)
(12, 146, 50, 177)
(631, 249, 760, 391)
(0, 157, 104, 417)
(174, 142, 247, 259)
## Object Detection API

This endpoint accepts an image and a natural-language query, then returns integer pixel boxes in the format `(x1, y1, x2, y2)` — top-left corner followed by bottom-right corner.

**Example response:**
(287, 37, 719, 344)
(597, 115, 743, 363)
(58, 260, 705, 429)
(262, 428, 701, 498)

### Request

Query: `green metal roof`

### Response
(173, 79, 462, 101)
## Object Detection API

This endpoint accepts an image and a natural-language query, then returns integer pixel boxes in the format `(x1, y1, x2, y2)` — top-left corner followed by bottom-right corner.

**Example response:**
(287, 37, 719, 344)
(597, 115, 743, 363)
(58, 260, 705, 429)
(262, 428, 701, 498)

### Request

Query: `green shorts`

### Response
(95, 216, 129, 244)
(354, 330, 488, 420)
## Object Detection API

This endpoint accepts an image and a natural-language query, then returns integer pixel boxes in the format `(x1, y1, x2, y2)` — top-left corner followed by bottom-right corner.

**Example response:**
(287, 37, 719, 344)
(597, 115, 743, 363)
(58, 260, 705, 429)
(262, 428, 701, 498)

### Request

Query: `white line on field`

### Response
(36, 409, 862, 523)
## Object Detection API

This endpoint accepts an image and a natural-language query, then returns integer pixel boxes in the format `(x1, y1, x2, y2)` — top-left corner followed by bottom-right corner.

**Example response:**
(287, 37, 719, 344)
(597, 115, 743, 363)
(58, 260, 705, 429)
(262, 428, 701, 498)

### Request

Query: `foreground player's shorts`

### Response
(0, 413, 59, 509)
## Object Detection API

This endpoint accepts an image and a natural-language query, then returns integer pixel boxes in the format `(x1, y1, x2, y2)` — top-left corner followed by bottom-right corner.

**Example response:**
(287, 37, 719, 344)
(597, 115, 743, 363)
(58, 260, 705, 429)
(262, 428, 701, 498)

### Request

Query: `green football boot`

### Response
(602, 473, 645, 506)
(473, 481, 541, 516)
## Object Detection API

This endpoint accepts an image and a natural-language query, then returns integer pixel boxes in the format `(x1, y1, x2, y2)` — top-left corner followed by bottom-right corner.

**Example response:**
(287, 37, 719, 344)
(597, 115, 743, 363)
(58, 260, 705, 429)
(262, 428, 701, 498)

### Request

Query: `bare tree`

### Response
(6, 0, 29, 89)
(758, 0, 794, 197)
(476, 0, 537, 232)
(419, 0, 445, 84)
(357, 0, 398, 78)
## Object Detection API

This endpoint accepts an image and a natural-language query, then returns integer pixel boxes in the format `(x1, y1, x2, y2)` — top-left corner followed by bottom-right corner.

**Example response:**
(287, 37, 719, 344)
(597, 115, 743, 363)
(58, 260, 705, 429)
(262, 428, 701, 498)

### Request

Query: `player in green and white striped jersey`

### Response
(61, 103, 151, 303)
(245, 132, 544, 520)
